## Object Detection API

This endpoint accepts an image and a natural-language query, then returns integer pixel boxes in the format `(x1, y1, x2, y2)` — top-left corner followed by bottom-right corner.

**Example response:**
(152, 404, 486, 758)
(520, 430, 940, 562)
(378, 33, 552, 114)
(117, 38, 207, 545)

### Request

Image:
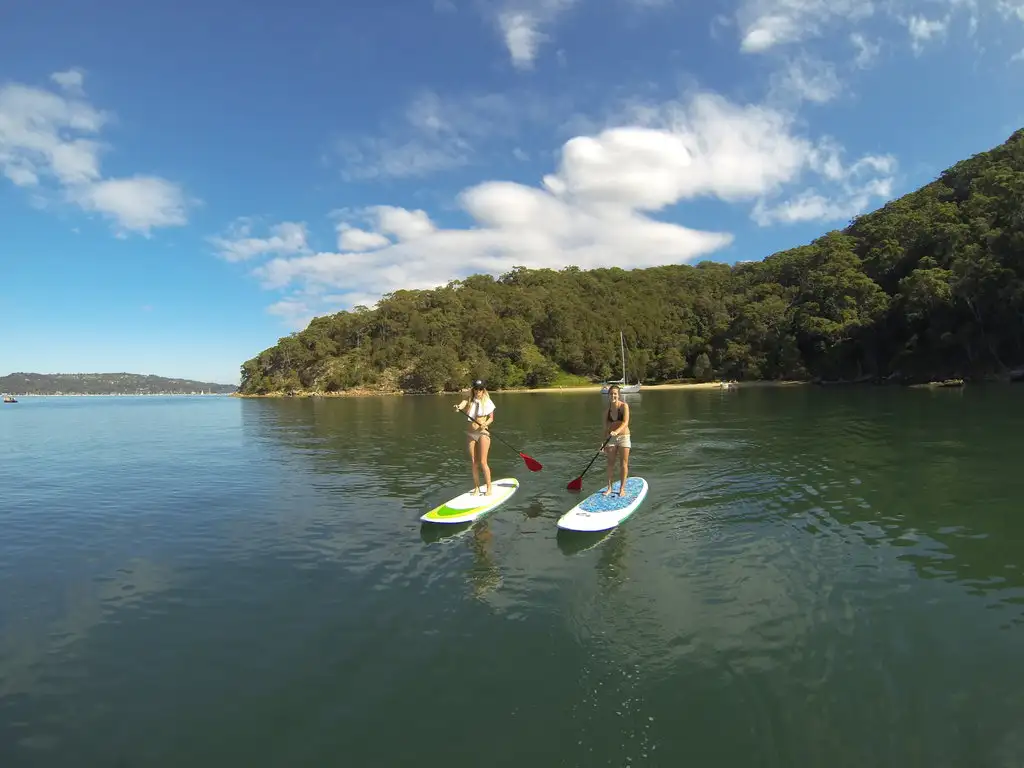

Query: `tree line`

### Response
(0, 373, 237, 395)
(239, 128, 1024, 394)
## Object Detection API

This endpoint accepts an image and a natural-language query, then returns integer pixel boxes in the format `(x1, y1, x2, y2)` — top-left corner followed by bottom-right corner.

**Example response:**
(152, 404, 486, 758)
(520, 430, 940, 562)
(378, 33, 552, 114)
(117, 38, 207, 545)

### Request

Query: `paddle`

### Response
(456, 408, 543, 472)
(566, 434, 612, 492)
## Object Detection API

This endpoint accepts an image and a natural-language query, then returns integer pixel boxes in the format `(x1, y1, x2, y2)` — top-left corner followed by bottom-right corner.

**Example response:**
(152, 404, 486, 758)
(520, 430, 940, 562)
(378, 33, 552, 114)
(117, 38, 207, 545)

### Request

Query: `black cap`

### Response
(472, 379, 485, 389)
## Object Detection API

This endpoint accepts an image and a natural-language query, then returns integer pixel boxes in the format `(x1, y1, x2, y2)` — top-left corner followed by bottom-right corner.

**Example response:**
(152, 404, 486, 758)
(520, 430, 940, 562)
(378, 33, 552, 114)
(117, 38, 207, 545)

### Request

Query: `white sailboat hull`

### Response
(601, 383, 641, 394)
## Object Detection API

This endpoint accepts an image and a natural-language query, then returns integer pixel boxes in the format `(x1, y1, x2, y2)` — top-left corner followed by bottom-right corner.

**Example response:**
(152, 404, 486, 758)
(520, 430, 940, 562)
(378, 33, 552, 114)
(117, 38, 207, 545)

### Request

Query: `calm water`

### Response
(2, 388, 1024, 767)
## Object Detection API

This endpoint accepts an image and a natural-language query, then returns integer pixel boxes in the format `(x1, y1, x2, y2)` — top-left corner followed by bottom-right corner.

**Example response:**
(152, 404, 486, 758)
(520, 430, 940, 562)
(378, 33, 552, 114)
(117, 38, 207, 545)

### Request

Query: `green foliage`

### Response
(239, 129, 1024, 393)
(692, 353, 712, 382)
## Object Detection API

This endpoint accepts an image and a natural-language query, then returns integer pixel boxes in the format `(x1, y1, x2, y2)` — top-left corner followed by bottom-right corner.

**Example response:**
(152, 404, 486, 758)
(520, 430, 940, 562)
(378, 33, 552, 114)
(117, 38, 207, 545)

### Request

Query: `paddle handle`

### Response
(456, 407, 509, 451)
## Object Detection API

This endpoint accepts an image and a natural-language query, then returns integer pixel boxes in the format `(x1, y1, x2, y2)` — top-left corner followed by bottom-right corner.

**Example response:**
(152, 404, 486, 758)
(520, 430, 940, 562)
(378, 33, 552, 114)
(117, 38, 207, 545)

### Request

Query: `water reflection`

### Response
(241, 388, 1024, 627)
(237, 388, 1024, 765)
(556, 528, 613, 556)
(0, 557, 176, 699)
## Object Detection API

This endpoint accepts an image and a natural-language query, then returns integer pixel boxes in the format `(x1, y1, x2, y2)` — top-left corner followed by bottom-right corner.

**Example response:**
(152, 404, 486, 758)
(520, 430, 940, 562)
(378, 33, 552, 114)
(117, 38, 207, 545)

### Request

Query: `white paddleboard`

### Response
(421, 478, 520, 524)
(556, 477, 648, 532)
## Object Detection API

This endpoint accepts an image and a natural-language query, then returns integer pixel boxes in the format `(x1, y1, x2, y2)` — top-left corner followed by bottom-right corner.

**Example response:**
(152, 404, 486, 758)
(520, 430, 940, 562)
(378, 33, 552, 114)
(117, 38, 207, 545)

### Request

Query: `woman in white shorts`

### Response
(454, 379, 495, 496)
(602, 384, 631, 496)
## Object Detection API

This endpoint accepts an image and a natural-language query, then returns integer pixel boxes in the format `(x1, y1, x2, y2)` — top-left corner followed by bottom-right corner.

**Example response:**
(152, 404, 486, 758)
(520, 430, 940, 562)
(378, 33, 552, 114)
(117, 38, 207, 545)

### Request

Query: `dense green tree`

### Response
(239, 129, 1024, 394)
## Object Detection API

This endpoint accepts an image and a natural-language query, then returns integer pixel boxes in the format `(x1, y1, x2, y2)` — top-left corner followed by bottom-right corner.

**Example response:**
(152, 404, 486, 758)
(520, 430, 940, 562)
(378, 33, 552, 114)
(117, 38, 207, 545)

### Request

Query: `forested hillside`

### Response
(1, 373, 237, 395)
(239, 129, 1024, 395)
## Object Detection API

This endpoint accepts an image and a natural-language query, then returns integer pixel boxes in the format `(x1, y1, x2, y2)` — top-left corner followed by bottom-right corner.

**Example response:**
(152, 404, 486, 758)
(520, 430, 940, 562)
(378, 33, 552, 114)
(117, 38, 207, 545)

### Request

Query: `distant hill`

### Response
(0, 373, 238, 396)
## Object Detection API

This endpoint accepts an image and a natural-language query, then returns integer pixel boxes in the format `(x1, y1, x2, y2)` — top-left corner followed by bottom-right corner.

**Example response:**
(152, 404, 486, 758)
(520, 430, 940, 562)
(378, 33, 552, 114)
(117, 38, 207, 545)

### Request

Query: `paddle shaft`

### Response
(568, 434, 612, 489)
(456, 407, 542, 470)
(463, 412, 513, 452)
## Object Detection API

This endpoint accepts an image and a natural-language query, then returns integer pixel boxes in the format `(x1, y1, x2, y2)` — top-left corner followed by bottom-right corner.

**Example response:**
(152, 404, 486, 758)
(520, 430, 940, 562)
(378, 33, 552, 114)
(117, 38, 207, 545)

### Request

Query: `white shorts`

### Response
(606, 433, 631, 449)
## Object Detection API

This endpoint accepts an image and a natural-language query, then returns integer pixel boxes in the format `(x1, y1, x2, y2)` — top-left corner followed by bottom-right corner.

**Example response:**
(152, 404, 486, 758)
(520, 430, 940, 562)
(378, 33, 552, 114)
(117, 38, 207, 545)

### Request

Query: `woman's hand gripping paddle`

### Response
(456, 408, 543, 472)
(566, 434, 612, 492)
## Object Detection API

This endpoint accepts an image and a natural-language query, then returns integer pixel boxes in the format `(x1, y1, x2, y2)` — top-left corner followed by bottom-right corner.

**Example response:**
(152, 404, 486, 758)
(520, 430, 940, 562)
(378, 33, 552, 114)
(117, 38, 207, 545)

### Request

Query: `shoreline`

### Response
(231, 380, 809, 399)
(228, 374, 1024, 399)
(4, 392, 233, 398)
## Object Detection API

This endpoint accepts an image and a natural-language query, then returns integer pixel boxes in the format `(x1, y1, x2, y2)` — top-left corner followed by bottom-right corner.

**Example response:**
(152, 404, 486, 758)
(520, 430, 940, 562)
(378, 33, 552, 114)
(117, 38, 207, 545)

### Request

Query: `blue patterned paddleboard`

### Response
(557, 477, 648, 532)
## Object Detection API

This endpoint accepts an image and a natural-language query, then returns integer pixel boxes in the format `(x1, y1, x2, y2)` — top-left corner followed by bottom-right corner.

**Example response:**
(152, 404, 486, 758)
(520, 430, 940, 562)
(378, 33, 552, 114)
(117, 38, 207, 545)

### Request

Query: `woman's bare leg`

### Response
(479, 434, 492, 495)
(618, 446, 630, 496)
(603, 445, 618, 495)
(468, 438, 480, 494)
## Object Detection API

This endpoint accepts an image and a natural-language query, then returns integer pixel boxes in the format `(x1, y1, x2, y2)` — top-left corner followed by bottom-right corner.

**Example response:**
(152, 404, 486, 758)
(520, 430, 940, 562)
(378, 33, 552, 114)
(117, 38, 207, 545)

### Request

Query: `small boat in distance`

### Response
(600, 331, 641, 395)
(3, 395, 17, 403)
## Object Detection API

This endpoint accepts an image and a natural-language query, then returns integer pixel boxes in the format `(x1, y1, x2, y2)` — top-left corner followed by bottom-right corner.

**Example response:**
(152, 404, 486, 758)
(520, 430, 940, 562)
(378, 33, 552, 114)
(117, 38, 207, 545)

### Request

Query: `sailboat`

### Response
(600, 331, 641, 394)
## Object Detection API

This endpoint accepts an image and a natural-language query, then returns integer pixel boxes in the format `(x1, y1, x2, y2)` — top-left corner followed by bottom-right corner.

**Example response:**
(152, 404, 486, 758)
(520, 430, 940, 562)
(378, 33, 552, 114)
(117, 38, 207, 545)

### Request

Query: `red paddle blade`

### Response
(521, 453, 543, 472)
(566, 476, 583, 492)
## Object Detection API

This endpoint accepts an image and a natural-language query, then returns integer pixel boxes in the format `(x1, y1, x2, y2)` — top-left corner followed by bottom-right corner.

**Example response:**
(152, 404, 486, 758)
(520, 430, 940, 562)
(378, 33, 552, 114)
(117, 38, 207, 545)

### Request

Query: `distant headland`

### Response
(0, 372, 238, 396)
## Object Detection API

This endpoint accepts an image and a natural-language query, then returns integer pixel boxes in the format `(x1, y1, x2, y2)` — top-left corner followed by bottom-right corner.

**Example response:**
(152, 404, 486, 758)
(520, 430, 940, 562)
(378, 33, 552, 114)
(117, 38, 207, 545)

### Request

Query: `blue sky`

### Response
(2, 0, 1022, 385)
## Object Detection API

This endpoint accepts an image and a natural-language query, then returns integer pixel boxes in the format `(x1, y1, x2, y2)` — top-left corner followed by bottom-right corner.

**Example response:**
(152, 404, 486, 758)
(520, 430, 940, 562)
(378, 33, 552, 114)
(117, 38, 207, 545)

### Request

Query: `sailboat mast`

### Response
(620, 331, 626, 383)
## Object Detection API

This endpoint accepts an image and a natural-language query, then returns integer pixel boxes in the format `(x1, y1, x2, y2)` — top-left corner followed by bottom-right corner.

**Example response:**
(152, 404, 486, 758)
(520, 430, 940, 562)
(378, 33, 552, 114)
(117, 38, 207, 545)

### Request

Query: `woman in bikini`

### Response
(602, 384, 631, 496)
(454, 379, 494, 496)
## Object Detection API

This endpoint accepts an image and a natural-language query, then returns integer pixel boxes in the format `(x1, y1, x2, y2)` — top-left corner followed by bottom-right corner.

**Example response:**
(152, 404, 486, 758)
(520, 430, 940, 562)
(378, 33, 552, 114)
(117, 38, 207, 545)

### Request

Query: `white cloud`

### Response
(0, 82, 107, 186)
(998, 0, 1024, 22)
(736, 0, 874, 53)
(0, 70, 190, 235)
(541, 93, 841, 207)
(500, 12, 546, 68)
(253, 193, 733, 312)
(209, 219, 311, 262)
(752, 177, 893, 225)
(374, 205, 436, 240)
(229, 89, 896, 322)
(753, 149, 895, 225)
(494, 0, 577, 69)
(50, 69, 84, 93)
(850, 32, 881, 67)
(337, 225, 391, 252)
(734, 0, 993, 56)
(266, 288, 383, 329)
(267, 297, 319, 329)
(333, 205, 437, 251)
(768, 54, 843, 104)
(4, 163, 39, 187)
(906, 14, 950, 54)
(73, 176, 189, 236)
(333, 88, 551, 180)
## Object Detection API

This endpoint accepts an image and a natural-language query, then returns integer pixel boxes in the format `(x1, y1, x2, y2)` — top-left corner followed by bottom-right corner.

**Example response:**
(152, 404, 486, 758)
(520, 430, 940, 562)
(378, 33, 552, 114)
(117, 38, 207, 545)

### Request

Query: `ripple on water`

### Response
(5, 392, 1024, 766)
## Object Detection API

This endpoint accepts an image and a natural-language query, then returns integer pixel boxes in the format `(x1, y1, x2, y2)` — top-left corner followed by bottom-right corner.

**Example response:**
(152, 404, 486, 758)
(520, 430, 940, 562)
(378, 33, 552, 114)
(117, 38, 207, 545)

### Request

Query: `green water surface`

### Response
(1, 386, 1023, 767)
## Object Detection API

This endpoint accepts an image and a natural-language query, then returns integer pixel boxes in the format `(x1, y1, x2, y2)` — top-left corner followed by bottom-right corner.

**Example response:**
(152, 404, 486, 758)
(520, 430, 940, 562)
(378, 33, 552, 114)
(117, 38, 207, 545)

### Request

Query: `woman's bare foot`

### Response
(602, 487, 613, 496)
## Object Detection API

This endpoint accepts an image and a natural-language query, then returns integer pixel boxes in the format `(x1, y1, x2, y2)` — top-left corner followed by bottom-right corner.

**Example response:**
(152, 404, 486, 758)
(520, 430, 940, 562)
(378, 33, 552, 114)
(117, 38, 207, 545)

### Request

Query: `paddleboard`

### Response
(556, 477, 648, 532)
(420, 478, 520, 524)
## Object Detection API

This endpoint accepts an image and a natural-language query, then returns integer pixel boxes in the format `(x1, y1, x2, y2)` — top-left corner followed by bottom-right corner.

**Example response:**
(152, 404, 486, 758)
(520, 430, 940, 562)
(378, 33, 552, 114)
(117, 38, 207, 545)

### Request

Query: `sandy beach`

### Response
(233, 380, 810, 398)
(492, 380, 809, 394)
